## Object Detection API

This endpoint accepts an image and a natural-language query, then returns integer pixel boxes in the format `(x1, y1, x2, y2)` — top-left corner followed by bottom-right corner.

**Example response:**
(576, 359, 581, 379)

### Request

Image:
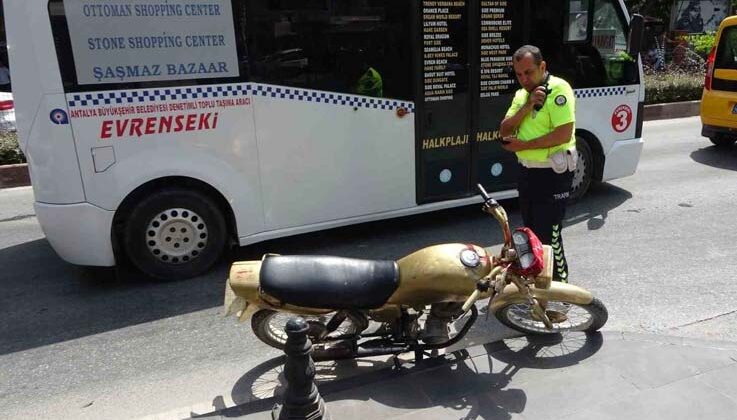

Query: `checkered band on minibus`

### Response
(67, 83, 416, 113)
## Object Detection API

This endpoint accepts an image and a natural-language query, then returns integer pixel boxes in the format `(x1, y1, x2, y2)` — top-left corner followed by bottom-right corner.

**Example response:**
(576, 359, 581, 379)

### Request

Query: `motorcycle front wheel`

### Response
(251, 309, 360, 350)
(496, 297, 608, 335)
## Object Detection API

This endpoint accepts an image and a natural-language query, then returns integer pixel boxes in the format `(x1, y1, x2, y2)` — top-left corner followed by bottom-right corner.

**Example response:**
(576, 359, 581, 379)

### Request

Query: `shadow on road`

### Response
(690, 144, 737, 172)
(0, 182, 630, 355)
(0, 237, 230, 355)
(196, 332, 603, 419)
(566, 182, 632, 231)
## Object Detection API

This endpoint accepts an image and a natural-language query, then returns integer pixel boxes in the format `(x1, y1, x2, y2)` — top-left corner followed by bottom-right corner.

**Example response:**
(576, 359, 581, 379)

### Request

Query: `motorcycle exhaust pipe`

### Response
(312, 306, 477, 362)
(313, 344, 412, 361)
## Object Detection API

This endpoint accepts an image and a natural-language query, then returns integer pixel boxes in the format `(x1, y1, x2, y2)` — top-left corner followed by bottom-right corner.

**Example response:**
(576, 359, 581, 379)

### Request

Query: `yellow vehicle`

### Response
(701, 16, 737, 147)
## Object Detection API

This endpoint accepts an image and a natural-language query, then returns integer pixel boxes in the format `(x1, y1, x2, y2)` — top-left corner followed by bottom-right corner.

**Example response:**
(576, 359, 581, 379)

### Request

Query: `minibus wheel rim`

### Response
(145, 207, 209, 264)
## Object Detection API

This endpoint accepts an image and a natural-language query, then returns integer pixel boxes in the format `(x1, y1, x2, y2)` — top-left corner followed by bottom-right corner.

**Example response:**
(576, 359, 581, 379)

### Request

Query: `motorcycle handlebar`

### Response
(477, 184, 511, 247)
(477, 183, 493, 203)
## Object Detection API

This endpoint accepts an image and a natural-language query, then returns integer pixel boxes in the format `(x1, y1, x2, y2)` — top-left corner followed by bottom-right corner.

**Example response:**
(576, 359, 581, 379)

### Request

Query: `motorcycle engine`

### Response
(421, 302, 464, 345)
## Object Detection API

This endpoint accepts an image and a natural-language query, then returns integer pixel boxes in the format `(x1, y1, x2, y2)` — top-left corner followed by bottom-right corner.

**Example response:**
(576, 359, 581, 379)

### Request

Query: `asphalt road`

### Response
(2, 116, 737, 419)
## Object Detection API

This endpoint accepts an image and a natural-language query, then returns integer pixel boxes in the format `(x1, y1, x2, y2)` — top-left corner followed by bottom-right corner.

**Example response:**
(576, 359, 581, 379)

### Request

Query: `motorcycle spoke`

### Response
(263, 312, 354, 346)
(504, 301, 594, 333)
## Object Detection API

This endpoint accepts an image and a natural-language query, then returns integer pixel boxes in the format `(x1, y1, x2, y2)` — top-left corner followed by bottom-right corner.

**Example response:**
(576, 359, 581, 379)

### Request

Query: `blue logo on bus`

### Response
(50, 109, 69, 125)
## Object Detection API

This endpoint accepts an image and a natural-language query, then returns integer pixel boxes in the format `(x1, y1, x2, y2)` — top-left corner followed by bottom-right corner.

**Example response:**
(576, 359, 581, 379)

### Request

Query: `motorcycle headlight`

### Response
(511, 228, 544, 276)
(512, 231, 532, 268)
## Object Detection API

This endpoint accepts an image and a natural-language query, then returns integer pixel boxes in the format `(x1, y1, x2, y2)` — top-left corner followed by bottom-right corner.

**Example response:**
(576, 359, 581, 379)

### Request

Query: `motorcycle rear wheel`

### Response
(251, 309, 359, 350)
(496, 297, 608, 335)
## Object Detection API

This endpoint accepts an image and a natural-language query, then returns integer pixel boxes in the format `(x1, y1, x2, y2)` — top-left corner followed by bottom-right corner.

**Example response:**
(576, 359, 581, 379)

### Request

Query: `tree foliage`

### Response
(0, 132, 25, 165)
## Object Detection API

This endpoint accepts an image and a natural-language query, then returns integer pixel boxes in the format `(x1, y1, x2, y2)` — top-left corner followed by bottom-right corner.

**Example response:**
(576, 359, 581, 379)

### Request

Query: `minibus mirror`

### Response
(627, 14, 645, 60)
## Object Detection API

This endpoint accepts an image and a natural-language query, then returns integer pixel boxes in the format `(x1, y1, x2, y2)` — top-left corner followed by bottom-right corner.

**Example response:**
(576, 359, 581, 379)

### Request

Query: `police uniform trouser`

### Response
(517, 164, 573, 282)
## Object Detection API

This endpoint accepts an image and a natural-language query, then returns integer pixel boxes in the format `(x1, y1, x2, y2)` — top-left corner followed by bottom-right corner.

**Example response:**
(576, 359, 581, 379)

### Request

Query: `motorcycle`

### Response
(224, 184, 608, 361)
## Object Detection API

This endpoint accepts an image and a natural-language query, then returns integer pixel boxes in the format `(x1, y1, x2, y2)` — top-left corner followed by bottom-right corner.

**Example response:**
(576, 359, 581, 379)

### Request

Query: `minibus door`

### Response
(415, 0, 473, 204)
(472, 0, 526, 197)
(415, 0, 526, 203)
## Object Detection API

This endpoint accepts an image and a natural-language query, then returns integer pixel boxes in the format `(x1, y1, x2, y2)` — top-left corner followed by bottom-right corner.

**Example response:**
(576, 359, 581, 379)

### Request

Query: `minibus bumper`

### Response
(602, 137, 644, 182)
(34, 201, 116, 267)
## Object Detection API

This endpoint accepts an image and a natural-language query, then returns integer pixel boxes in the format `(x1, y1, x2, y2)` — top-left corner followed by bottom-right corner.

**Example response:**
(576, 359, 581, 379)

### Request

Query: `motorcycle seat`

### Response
(260, 255, 400, 309)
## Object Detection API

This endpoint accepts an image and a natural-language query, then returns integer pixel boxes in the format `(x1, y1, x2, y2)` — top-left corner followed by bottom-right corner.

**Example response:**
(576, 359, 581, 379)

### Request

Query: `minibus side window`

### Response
(715, 27, 737, 70)
(565, 0, 591, 42)
(591, 0, 631, 85)
(244, 0, 412, 100)
(49, 0, 248, 91)
(531, 0, 634, 88)
(529, 0, 583, 86)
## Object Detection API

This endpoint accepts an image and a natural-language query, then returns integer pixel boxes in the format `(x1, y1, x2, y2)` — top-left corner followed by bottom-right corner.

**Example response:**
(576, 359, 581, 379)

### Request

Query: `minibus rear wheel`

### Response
(123, 188, 227, 280)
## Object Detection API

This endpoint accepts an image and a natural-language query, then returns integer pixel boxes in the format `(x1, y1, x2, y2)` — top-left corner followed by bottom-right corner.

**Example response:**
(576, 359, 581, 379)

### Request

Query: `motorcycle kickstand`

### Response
(392, 355, 403, 370)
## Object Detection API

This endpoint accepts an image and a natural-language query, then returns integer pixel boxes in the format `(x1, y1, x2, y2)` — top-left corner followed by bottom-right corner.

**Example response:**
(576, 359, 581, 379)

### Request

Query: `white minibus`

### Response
(5, 0, 644, 279)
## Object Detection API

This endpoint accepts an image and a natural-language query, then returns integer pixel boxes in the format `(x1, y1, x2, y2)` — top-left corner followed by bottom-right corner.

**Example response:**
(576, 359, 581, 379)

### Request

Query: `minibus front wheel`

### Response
(123, 187, 228, 280)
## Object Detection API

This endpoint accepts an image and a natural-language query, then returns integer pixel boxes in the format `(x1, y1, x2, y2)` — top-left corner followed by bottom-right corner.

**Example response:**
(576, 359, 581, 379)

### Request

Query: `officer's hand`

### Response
(528, 86, 547, 108)
(501, 136, 527, 152)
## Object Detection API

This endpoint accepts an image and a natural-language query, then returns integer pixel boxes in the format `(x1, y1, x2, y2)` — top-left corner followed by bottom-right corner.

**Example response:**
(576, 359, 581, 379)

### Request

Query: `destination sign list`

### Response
(480, 0, 516, 98)
(423, 0, 466, 102)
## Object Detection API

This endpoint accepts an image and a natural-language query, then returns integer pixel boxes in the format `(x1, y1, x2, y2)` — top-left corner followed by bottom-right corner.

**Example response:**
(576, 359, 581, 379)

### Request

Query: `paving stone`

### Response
(598, 340, 736, 390)
(620, 331, 737, 351)
(487, 332, 609, 370)
(559, 374, 737, 420)
(391, 392, 528, 420)
(575, 332, 661, 364)
(324, 376, 432, 419)
(484, 360, 639, 419)
(409, 360, 508, 404)
(694, 362, 737, 401)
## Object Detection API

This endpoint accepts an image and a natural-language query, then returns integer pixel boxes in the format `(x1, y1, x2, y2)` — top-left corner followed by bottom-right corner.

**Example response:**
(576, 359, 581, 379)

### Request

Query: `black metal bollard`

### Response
(272, 317, 330, 420)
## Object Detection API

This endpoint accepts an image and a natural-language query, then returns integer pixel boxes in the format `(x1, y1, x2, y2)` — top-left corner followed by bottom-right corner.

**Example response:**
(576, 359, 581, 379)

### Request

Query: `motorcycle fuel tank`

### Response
(388, 243, 492, 306)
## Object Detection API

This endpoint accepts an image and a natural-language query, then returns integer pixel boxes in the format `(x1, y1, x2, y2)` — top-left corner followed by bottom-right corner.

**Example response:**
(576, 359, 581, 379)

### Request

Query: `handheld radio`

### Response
(533, 73, 551, 112)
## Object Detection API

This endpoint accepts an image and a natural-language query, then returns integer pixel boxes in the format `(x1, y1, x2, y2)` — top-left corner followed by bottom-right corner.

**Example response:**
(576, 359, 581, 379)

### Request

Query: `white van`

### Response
(6, 0, 645, 279)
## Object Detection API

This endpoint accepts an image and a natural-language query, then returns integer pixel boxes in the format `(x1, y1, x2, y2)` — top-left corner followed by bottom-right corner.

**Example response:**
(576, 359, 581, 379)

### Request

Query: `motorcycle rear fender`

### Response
(489, 281, 594, 313)
(225, 260, 262, 322)
(225, 259, 332, 322)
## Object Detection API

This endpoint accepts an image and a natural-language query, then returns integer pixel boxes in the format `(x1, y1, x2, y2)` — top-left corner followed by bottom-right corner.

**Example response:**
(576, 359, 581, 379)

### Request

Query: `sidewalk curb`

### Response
(0, 163, 29, 189)
(644, 100, 700, 121)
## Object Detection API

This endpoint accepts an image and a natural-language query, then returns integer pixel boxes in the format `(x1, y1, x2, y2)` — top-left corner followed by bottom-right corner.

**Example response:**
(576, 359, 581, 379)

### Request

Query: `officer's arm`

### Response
(500, 102, 533, 137)
(518, 122, 574, 150)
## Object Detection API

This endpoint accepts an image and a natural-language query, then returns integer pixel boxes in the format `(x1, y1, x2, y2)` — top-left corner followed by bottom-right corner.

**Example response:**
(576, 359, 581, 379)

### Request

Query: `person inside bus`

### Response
(356, 66, 383, 97)
(353, 49, 383, 98)
(499, 45, 577, 284)
(333, 48, 382, 97)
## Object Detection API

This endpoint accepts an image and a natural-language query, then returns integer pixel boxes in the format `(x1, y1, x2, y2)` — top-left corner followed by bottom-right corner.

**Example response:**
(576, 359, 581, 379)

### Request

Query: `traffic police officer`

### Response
(500, 45, 577, 282)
